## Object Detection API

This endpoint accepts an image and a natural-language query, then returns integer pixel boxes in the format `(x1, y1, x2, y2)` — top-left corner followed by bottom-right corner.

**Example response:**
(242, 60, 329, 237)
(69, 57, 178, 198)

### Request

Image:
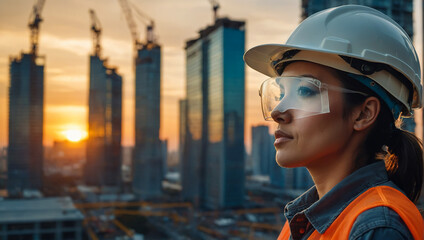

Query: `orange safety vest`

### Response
(277, 186, 424, 240)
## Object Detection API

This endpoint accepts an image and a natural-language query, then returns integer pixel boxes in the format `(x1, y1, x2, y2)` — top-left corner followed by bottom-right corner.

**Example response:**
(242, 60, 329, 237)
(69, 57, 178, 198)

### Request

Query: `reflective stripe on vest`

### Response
(277, 186, 424, 240)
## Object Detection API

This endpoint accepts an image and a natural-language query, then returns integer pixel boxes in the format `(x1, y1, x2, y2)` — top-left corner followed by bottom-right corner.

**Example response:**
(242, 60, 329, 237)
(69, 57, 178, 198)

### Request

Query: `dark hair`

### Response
(339, 71, 423, 203)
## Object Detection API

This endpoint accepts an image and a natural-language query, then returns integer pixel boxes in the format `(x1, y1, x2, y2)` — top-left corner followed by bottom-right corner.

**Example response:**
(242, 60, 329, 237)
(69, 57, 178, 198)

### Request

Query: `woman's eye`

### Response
(297, 86, 318, 97)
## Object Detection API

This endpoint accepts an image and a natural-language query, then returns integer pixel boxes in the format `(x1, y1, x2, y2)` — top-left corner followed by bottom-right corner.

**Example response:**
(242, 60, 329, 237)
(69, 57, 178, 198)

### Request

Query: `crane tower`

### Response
(117, 0, 163, 199)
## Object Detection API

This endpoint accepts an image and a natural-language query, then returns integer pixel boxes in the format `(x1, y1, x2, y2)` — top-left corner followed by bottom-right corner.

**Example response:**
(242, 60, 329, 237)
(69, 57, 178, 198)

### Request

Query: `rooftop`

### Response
(185, 17, 245, 49)
(0, 197, 84, 223)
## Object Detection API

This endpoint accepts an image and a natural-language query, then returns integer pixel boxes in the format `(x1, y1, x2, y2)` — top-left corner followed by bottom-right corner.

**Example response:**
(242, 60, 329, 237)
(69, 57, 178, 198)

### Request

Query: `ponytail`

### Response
(362, 106, 423, 203)
(386, 126, 423, 203)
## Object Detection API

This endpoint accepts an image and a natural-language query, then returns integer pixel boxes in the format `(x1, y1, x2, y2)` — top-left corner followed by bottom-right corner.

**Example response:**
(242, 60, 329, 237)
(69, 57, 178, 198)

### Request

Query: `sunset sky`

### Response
(0, 0, 422, 152)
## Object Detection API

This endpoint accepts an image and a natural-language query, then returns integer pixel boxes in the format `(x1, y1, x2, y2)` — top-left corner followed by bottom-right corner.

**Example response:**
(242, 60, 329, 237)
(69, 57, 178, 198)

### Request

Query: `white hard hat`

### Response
(244, 5, 422, 117)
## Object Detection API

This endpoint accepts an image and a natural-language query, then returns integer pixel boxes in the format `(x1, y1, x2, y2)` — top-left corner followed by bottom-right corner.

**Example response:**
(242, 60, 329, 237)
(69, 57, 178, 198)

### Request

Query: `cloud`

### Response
(41, 34, 90, 56)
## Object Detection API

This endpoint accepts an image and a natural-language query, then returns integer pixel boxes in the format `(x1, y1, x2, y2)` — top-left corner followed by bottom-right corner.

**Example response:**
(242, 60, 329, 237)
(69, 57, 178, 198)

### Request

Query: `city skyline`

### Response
(0, 0, 422, 152)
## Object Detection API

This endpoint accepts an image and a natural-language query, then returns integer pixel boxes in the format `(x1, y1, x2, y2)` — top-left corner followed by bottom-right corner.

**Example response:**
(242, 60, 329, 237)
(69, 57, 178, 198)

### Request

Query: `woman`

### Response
(244, 5, 424, 240)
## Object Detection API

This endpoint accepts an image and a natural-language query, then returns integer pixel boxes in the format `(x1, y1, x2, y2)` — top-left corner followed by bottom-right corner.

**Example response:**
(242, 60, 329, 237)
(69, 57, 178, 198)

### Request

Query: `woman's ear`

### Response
(353, 96, 380, 131)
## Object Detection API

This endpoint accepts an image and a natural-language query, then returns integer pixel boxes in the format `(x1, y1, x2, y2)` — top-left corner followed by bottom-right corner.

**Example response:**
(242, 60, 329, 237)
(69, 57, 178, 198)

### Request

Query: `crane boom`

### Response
(28, 0, 46, 55)
(117, 0, 140, 48)
(89, 9, 102, 56)
(131, 3, 155, 44)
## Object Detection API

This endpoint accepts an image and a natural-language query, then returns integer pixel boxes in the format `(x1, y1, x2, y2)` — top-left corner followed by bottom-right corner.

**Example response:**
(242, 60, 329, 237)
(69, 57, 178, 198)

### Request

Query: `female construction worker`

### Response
(244, 5, 424, 240)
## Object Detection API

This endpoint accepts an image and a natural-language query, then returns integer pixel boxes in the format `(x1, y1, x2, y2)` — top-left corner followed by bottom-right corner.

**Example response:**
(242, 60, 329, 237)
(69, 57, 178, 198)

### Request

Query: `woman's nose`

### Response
(271, 109, 292, 124)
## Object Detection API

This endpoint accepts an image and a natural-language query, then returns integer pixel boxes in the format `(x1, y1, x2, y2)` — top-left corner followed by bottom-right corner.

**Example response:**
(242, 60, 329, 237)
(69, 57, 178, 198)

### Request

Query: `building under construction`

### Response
(8, 53, 44, 196)
(118, 0, 163, 199)
(132, 39, 162, 199)
(85, 10, 123, 189)
(7, 0, 46, 196)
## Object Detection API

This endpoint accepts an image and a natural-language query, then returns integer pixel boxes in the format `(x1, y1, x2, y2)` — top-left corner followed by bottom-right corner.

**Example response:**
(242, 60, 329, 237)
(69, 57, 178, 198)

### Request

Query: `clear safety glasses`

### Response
(259, 76, 368, 120)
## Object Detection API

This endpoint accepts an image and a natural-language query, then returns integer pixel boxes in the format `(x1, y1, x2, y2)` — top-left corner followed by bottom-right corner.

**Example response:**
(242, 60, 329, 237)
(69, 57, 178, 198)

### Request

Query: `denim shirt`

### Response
(283, 161, 414, 240)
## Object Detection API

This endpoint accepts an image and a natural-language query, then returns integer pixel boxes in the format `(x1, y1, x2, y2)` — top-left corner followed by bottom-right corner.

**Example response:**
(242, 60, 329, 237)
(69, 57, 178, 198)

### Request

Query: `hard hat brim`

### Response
(244, 43, 421, 110)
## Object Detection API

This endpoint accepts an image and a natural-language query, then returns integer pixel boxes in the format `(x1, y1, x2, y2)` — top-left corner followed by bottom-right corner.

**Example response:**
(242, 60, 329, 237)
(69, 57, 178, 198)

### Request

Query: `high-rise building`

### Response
(182, 36, 205, 204)
(293, 167, 314, 190)
(178, 99, 187, 181)
(132, 43, 162, 199)
(301, 0, 415, 131)
(8, 53, 44, 196)
(0, 147, 7, 188)
(251, 125, 273, 175)
(85, 55, 122, 188)
(184, 18, 246, 209)
(161, 139, 168, 178)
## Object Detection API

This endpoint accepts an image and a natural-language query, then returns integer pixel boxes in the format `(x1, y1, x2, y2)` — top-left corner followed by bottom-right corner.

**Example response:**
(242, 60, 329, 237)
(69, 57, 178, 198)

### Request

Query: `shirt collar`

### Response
(284, 161, 389, 234)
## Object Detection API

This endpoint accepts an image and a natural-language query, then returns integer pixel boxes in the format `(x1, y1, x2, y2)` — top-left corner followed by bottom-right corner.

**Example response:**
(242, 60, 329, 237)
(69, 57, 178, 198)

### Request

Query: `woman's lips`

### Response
(274, 129, 293, 146)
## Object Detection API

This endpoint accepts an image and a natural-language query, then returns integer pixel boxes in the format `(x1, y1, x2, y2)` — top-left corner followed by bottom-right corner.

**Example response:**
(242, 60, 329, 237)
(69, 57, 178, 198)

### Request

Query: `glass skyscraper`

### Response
(301, 0, 415, 132)
(178, 99, 188, 179)
(8, 53, 44, 196)
(302, 0, 413, 38)
(85, 56, 122, 188)
(251, 125, 273, 176)
(184, 18, 246, 209)
(132, 44, 162, 199)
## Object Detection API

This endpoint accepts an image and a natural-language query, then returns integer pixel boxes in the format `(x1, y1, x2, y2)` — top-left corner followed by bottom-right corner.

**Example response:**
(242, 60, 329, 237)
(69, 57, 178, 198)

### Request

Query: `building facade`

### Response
(182, 38, 205, 204)
(251, 125, 274, 176)
(8, 53, 44, 196)
(132, 43, 162, 199)
(0, 197, 84, 240)
(178, 99, 188, 188)
(301, 0, 415, 131)
(85, 55, 122, 188)
(184, 18, 246, 209)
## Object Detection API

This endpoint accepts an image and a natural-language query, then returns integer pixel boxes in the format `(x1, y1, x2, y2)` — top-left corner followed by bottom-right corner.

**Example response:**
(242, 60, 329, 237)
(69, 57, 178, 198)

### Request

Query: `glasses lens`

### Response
(260, 77, 330, 120)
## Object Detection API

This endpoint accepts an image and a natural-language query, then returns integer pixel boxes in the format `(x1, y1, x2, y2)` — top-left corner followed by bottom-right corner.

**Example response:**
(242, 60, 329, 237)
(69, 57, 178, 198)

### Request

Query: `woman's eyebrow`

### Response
(299, 74, 318, 79)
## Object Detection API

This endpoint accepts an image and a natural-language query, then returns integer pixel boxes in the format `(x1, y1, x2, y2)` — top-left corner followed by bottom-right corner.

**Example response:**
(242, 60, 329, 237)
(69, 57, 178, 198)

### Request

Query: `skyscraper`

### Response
(8, 53, 44, 196)
(85, 56, 122, 188)
(132, 43, 162, 199)
(301, 0, 415, 132)
(182, 37, 205, 204)
(179, 98, 197, 201)
(178, 99, 187, 171)
(184, 18, 246, 209)
(251, 125, 273, 176)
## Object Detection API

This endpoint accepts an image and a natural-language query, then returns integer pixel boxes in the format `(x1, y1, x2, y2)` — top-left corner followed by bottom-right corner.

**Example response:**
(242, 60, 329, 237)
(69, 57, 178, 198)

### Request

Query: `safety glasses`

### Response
(259, 76, 368, 120)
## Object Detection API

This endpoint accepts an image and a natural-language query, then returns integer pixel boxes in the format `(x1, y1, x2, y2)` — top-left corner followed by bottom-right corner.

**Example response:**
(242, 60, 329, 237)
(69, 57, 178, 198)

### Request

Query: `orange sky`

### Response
(0, 0, 422, 152)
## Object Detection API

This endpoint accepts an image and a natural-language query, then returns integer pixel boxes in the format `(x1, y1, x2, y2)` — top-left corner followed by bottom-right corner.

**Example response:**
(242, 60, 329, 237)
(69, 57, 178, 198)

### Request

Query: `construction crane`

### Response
(28, 0, 46, 56)
(118, 0, 156, 49)
(89, 9, 102, 57)
(208, 0, 220, 22)
(131, 3, 155, 44)
(117, 0, 140, 49)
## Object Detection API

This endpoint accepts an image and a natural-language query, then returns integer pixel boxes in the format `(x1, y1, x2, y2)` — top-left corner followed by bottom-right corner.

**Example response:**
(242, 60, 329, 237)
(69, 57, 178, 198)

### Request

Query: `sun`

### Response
(63, 129, 87, 142)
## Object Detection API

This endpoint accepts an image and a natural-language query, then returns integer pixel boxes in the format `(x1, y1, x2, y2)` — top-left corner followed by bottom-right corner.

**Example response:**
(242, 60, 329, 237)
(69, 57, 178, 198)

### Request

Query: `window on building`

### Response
(40, 221, 56, 229)
(40, 233, 56, 240)
(7, 223, 34, 231)
(7, 234, 33, 240)
(62, 221, 76, 228)
(62, 231, 76, 240)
